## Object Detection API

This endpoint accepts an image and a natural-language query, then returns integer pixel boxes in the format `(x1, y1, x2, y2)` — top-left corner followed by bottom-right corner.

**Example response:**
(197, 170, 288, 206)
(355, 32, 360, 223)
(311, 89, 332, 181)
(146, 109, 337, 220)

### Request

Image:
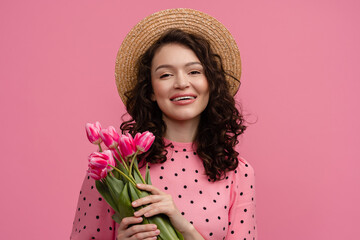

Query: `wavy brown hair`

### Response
(120, 29, 247, 181)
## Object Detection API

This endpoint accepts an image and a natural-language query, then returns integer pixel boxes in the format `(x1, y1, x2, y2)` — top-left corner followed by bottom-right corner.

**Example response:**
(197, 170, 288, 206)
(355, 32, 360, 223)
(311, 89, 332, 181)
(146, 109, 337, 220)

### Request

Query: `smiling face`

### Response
(151, 43, 210, 126)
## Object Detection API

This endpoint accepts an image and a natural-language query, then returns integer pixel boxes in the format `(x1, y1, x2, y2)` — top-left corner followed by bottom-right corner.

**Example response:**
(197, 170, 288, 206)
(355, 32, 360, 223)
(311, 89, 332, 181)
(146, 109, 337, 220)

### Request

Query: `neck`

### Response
(163, 116, 200, 143)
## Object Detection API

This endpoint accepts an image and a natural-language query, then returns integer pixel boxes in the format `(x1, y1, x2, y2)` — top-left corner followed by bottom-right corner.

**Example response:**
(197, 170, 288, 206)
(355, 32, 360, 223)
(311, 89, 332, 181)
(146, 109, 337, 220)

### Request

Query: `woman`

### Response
(71, 9, 257, 240)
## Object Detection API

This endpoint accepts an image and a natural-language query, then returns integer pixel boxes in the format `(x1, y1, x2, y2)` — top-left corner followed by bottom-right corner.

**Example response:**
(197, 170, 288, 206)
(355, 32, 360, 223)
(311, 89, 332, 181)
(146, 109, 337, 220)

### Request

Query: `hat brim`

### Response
(115, 8, 241, 104)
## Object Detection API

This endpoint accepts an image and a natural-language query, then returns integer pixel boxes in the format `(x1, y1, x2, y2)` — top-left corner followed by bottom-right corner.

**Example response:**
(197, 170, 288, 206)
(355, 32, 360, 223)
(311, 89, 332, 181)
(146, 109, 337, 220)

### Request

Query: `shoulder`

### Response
(237, 156, 255, 174)
(226, 156, 256, 189)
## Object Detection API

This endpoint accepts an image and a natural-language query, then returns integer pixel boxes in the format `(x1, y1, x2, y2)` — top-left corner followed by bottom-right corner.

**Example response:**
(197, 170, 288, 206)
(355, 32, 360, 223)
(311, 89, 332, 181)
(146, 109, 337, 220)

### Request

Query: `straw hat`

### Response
(115, 8, 241, 104)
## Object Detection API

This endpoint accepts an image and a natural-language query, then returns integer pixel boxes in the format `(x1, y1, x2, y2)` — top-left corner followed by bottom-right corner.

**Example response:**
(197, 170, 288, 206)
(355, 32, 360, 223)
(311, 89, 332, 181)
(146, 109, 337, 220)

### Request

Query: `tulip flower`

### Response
(87, 167, 107, 180)
(134, 131, 155, 154)
(85, 122, 102, 144)
(87, 150, 115, 180)
(118, 133, 136, 158)
(100, 126, 120, 149)
(85, 125, 183, 240)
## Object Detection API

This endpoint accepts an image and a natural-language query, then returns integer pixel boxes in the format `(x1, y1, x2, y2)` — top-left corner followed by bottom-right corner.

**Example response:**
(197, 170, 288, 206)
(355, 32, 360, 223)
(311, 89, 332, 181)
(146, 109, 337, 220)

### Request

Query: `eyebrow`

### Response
(154, 62, 202, 72)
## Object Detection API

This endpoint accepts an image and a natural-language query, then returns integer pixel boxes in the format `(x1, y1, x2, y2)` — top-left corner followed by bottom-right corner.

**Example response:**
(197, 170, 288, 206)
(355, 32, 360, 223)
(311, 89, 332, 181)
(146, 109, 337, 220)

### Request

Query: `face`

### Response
(151, 43, 210, 126)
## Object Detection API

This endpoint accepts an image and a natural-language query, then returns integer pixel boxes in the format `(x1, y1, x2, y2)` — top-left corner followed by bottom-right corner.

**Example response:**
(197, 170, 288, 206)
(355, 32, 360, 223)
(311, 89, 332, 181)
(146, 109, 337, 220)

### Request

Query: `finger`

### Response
(132, 194, 164, 208)
(136, 183, 164, 195)
(118, 216, 143, 230)
(117, 223, 159, 240)
(134, 201, 169, 218)
(129, 229, 160, 240)
(142, 237, 158, 240)
(126, 223, 158, 237)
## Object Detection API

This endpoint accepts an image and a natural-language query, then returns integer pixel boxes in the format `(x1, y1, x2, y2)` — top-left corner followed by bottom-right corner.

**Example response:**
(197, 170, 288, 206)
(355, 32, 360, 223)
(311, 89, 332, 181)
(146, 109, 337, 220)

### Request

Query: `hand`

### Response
(131, 184, 201, 238)
(116, 216, 160, 240)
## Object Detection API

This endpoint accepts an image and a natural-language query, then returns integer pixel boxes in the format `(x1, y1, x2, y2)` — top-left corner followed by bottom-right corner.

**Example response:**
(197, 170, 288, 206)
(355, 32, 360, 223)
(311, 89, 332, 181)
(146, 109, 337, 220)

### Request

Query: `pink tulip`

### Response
(87, 150, 115, 180)
(87, 167, 107, 180)
(85, 122, 102, 144)
(100, 126, 120, 149)
(110, 147, 122, 161)
(118, 133, 136, 158)
(134, 131, 155, 154)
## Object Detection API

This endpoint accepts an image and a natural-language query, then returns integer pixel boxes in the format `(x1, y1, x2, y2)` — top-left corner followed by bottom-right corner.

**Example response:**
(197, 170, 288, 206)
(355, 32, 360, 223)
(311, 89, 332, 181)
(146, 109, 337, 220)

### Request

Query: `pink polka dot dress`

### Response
(70, 140, 257, 239)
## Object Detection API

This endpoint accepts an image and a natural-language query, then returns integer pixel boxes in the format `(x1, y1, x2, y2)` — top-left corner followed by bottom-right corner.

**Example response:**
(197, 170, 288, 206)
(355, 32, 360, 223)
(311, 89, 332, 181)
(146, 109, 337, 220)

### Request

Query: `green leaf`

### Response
(131, 159, 145, 184)
(112, 169, 120, 179)
(106, 174, 124, 199)
(147, 214, 181, 239)
(176, 229, 185, 240)
(128, 181, 141, 202)
(95, 180, 119, 212)
(117, 163, 129, 179)
(111, 212, 122, 224)
(132, 168, 144, 184)
(145, 163, 152, 185)
(116, 183, 135, 221)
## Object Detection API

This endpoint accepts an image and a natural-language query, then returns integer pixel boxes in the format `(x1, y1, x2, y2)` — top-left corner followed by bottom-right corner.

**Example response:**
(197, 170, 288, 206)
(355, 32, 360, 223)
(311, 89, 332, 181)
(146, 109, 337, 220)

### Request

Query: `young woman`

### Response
(71, 9, 257, 240)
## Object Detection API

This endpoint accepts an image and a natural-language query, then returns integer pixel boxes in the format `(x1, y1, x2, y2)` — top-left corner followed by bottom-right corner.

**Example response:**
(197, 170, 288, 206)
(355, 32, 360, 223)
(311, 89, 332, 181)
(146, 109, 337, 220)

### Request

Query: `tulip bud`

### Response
(87, 150, 115, 180)
(100, 126, 120, 149)
(85, 122, 102, 144)
(118, 133, 136, 158)
(134, 131, 155, 154)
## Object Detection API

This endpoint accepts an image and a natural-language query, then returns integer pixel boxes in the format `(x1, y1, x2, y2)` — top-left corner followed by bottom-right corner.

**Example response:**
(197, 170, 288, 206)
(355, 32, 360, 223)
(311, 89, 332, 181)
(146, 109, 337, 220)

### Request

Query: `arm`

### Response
(70, 174, 116, 240)
(226, 159, 257, 239)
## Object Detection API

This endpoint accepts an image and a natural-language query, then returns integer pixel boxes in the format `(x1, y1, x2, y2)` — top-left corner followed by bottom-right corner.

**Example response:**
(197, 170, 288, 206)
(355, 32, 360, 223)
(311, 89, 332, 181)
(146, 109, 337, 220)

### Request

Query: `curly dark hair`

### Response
(120, 28, 247, 181)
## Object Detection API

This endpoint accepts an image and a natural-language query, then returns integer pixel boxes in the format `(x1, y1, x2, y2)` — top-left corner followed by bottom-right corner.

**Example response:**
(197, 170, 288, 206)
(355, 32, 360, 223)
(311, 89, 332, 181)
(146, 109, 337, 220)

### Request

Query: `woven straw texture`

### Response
(115, 8, 241, 104)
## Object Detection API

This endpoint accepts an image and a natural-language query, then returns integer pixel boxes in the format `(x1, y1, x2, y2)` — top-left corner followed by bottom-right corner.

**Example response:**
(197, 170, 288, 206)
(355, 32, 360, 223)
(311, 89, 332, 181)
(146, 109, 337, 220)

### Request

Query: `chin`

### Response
(168, 113, 202, 122)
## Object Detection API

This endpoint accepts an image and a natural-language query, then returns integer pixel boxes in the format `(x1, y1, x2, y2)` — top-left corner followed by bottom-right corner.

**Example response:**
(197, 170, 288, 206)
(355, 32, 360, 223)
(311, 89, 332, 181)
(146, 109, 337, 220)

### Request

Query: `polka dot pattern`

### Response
(70, 175, 116, 239)
(70, 140, 257, 239)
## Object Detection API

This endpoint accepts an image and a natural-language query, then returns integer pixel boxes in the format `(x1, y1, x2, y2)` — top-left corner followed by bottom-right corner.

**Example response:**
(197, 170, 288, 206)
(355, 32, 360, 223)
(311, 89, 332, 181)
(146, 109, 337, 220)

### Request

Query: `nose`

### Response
(173, 72, 190, 89)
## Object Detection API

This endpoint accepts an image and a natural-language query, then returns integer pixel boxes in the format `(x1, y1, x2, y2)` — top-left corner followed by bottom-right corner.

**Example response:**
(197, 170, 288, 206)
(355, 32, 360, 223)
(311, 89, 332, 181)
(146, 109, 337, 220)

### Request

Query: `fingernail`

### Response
(136, 183, 142, 187)
(132, 201, 137, 206)
(134, 211, 140, 217)
(155, 229, 160, 234)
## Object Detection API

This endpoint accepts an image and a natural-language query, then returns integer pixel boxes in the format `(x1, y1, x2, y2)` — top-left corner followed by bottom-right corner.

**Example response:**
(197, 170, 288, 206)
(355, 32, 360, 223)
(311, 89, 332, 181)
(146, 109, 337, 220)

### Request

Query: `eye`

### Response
(160, 73, 172, 79)
(189, 70, 201, 75)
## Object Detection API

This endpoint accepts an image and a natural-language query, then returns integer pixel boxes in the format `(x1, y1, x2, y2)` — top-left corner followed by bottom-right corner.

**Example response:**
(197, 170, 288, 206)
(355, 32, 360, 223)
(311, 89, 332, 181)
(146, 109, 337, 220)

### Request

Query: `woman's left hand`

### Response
(132, 183, 203, 239)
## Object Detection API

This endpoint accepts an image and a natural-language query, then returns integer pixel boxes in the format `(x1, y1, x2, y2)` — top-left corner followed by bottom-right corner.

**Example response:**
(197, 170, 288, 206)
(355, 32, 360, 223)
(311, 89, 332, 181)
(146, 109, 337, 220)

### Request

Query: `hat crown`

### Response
(115, 8, 241, 104)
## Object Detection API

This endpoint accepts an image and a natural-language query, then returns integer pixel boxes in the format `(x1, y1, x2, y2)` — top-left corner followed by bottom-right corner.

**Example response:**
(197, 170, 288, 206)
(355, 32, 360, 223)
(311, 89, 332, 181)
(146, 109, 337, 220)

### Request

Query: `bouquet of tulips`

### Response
(85, 122, 183, 240)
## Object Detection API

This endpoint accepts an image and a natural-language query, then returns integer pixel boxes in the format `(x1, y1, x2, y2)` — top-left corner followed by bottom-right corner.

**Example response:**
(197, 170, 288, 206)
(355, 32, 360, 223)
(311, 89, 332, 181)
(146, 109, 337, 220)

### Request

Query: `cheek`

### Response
(198, 79, 210, 96)
(151, 82, 167, 101)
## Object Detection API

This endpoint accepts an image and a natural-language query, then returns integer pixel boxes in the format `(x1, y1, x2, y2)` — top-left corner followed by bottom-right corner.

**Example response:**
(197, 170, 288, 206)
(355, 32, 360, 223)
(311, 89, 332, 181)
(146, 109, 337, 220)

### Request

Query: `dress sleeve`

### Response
(226, 158, 258, 240)
(70, 174, 116, 240)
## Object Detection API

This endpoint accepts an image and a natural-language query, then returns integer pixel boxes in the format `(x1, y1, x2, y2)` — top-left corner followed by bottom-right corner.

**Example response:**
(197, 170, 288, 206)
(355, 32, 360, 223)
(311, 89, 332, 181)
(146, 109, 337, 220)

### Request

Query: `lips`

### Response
(170, 94, 197, 102)
(171, 96, 196, 101)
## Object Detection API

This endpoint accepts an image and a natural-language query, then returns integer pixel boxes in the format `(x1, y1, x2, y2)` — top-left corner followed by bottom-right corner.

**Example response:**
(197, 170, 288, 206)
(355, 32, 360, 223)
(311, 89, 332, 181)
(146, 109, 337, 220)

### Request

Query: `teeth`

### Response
(172, 96, 195, 101)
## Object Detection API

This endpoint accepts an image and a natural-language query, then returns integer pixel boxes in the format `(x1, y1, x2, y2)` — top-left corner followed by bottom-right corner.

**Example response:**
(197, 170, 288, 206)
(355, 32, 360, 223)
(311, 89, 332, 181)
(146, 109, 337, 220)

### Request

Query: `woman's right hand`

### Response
(116, 216, 161, 240)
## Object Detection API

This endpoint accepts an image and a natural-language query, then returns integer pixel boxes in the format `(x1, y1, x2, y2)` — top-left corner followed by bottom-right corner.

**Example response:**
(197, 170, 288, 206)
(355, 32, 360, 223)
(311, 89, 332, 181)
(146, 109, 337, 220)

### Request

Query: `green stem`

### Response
(113, 155, 128, 175)
(116, 148, 129, 171)
(129, 150, 139, 177)
(109, 164, 137, 187)
(135, 164, 146, 184)
(113, 156, 122, 168)
(129, 150, 146, 184)
(98, 143, 103, 152)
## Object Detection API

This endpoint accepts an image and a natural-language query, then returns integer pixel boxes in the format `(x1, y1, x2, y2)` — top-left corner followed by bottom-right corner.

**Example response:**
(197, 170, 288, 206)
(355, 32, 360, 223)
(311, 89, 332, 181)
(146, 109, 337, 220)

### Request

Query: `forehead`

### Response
(151, 43, 200, 67)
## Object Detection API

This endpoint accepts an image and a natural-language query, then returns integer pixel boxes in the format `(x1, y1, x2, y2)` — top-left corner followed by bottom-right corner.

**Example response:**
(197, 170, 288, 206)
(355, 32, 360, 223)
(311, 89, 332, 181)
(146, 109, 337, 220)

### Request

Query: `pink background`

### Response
(1, 0, 359, 239)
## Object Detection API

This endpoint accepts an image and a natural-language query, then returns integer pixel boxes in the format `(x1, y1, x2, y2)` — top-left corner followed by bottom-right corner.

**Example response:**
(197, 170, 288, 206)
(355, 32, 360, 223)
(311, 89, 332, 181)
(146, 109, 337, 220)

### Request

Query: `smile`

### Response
(171, 96, 196, 102)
